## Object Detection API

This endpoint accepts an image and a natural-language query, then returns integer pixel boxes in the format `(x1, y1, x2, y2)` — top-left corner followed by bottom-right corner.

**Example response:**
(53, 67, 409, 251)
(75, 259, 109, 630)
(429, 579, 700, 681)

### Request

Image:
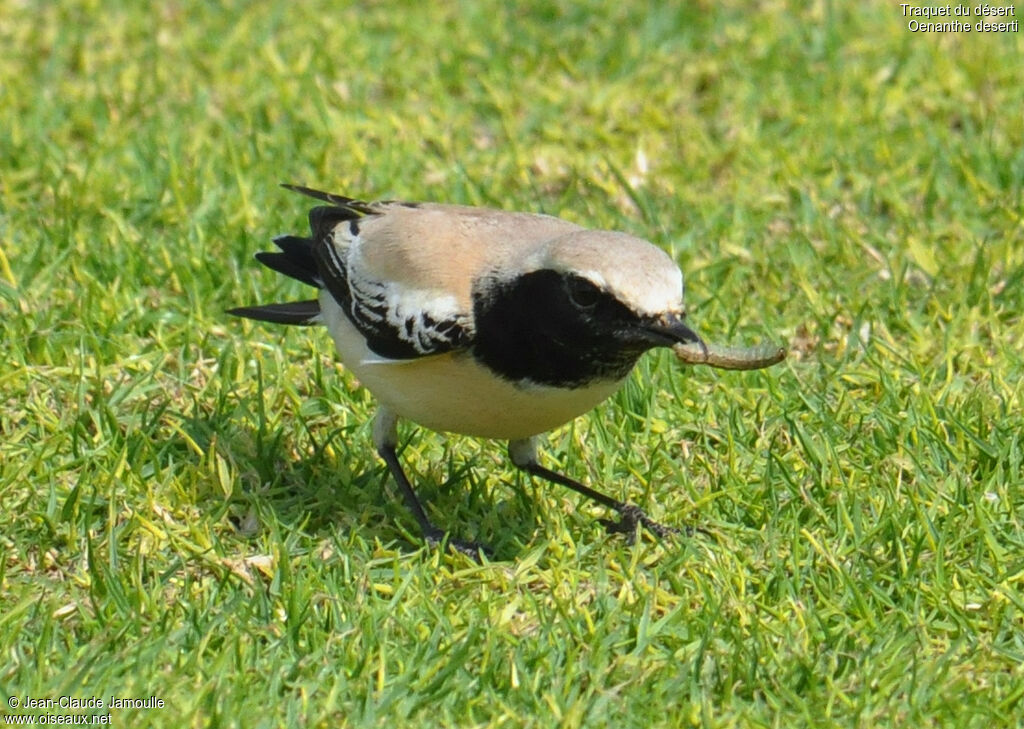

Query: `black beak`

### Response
(641, 312, 704, 349)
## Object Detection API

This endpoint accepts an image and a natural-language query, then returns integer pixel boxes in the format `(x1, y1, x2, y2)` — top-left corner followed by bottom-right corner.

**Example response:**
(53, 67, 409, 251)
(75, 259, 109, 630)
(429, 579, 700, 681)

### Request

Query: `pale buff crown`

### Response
(528, 229, 684, 317)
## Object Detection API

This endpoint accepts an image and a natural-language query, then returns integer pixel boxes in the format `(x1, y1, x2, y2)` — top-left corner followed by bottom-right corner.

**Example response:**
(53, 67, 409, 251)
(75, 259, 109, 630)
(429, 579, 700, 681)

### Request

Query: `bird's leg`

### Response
(373, 408, 487, 559)
(508, 438, 678, 542)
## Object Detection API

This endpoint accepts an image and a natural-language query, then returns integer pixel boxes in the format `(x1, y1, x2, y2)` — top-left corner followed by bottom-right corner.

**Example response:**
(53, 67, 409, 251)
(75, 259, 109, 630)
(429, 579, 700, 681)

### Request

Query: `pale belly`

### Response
(319, 293, 626, 440)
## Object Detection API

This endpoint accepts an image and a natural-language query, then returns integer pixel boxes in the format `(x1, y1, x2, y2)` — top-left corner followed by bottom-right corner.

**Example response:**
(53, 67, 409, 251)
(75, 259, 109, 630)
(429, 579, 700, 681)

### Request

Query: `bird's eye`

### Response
(566, 278, 601, 311)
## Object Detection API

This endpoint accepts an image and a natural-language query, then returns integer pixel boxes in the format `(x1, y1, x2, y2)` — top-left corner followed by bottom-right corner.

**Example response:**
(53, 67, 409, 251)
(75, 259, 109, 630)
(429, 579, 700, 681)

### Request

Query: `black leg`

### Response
(377, 443, 489, 559)
(520, 461, 679, 542)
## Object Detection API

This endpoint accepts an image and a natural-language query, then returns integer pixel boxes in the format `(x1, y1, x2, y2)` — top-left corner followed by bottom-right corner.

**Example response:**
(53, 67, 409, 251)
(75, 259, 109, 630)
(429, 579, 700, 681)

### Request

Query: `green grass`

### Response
(2, 1, 1023, 726)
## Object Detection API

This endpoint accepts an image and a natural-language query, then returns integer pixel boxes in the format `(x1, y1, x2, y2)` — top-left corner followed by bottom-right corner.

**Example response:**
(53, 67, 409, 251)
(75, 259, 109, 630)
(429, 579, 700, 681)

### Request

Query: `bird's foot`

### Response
(598, 504, 679, 543)
(424, 529, 491, 561)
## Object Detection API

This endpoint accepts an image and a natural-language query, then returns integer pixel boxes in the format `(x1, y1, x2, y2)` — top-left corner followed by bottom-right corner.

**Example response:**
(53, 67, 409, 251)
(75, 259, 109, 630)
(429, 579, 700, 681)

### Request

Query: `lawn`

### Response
(1, 1, 1022, 727)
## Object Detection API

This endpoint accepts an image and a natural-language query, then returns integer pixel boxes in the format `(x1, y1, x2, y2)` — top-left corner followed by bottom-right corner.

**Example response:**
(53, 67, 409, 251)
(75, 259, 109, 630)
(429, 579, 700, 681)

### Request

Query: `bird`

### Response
(229, 184, 705, 556)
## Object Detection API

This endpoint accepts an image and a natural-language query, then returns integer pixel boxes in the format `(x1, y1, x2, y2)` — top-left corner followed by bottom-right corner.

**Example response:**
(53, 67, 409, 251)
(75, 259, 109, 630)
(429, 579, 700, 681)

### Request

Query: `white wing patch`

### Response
(321, 222, 473, 359)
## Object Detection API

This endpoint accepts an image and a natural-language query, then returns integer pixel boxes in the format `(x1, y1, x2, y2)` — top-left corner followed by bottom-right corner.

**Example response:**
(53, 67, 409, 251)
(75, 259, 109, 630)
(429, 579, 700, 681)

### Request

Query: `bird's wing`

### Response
(287, 185, 584, 360)
(300, 192, 471, 360)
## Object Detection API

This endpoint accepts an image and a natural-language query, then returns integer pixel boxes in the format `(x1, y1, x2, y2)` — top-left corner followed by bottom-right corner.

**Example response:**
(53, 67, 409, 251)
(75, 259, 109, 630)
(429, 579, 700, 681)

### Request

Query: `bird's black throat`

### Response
(471, 270, 655, 388)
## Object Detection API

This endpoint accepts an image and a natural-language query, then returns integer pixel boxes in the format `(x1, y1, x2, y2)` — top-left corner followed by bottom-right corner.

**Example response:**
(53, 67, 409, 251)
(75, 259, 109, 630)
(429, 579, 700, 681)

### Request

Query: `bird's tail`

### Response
(228, 183, 371, 327)
(227, 233, 323, 326)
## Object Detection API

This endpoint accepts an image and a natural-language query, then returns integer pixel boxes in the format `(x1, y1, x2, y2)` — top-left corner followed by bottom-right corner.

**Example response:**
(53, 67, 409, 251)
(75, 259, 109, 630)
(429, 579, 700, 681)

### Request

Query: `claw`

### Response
(598, 503, 679, 542)
(424, 530, 491, 561)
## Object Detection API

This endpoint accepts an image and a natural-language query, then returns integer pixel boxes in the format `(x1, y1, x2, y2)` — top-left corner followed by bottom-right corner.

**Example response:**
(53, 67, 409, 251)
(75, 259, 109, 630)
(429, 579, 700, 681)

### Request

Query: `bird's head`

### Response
(472, 229, 703, 386)
(534, 229, 703, 351)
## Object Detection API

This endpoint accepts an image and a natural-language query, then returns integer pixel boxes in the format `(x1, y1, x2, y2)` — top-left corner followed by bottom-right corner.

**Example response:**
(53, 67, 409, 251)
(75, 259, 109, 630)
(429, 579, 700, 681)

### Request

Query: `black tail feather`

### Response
(272, 234, 319, 268)
(255, 250, 321, 289)
(230, 185, 368, 328)
(227, 300, 321, 326)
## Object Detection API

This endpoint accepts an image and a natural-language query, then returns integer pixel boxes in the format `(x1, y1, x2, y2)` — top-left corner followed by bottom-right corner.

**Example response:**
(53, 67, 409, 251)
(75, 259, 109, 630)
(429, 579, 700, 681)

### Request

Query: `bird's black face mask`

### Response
(471, 271, 702, 387)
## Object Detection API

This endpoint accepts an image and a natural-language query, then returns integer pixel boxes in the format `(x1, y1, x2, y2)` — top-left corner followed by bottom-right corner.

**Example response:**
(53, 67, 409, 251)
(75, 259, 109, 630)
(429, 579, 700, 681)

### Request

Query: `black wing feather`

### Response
(232, 185, 472, 355)
(308, 205, 361, 241)
(280, 184, 376, 215)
